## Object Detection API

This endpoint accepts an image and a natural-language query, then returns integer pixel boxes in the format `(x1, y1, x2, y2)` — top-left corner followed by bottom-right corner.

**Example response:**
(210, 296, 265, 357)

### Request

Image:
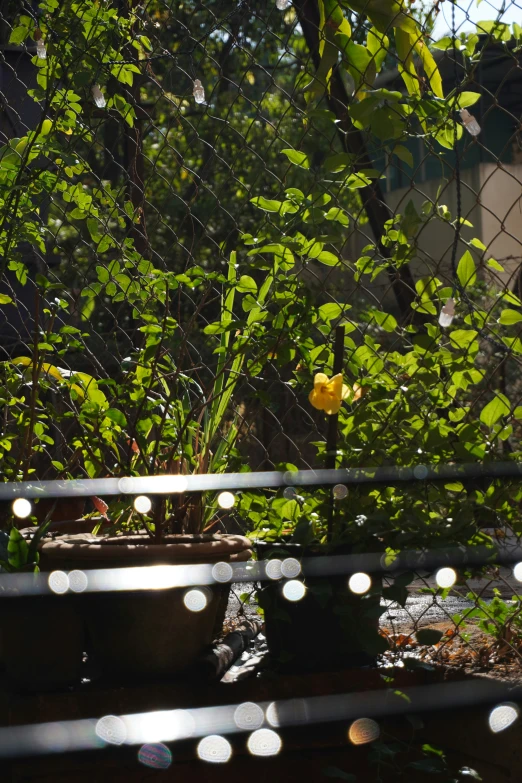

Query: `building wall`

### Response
(478, 162, 522, 289)
(342, 161, 522, 315)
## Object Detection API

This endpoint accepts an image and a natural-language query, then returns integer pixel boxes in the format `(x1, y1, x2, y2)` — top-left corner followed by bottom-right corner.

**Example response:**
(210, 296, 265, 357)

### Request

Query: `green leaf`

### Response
(416, 628, 444, 645)
(324, 207, 349, 226)
(237, 275, 257, 294)
(393, 144, 413, 168)
(470, 237, 486, 252)
(449, 329, 478, 349)
(0, 295, 14, 305)
(319, 303, 348, 321)
(499, 309, 522, 325)
(250, 197, 282, 213)
(450, 92, 481, 109)
(324, 153, 353, 173)
(457, 250, 477, 289)
(7, 528, 29, 569)
(9, 25, 31, 45)
(281, 149, 310, 169)
(316, 251, 339, 266)
(480, 394, 511, 428)
(371, 310, 398, 332)
(486, 258, 504, 272)
(104, 408, 127, 427)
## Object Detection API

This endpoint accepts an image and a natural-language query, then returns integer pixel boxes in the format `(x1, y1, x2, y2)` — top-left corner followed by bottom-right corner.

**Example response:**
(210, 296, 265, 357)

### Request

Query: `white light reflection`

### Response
(435, 567, 457, 589)
(36, 722, 70, 753)
(68, 570, 88, 593)
(348, 572, 371, 595)
(233, 702, 264, 731)
(488, 703, 519, 733)
(95, 715, 127, 746)
(48, 571, 69, 595)
(212, 561, 233, 583)
(183, 588, 210, 612)
(282, 580, 306, 602)
(124, 710, 195, 744)
(12, 498, 32, 519)
(265, 559, 283, 580)
(118, 475, 188, 495)
(281, 558, 301, 579)
(217, 491, 235, 509)
(247, 728, 282, 757)
(197, 735, 232, 763)
(134, 495, 152, 514)
(514, 562, 522, 582)
(348, 718, 380, 745)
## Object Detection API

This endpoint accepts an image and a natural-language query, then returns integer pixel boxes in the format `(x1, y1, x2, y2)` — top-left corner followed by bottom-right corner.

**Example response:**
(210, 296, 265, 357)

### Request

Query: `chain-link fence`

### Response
(2, 0, 522, 679)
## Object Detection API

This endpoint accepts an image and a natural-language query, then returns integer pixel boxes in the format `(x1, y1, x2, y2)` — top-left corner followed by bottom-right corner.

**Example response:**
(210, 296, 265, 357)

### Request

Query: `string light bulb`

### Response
(439, 297, 455, 328)
(92, 85, 106, 108)
(35, 38, 47, 59)
(193, 79, 206, 104)
(460, 109, 481, 137)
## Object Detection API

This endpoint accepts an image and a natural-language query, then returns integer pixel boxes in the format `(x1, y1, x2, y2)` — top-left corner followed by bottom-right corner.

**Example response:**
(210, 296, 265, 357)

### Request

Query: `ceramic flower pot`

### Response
(1, 533, 251, 691)
(256, 541, 384, 673)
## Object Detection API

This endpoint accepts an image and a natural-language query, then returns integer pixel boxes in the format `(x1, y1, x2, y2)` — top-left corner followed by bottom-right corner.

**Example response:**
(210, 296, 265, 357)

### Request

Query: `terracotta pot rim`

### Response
(39, 532, 252, 564)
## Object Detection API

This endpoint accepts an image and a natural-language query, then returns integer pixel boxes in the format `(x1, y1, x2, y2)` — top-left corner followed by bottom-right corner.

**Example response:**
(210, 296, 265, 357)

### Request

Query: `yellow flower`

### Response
(309, 372, 351, 415)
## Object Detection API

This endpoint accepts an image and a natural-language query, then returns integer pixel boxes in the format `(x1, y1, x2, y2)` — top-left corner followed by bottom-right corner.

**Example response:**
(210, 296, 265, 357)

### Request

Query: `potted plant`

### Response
(0, 242, 294, 689)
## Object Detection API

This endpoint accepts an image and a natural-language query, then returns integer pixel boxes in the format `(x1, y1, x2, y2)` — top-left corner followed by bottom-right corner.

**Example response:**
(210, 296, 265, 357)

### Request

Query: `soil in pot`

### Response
(257, 541, 385, 673)
(35, 533, 252, 685)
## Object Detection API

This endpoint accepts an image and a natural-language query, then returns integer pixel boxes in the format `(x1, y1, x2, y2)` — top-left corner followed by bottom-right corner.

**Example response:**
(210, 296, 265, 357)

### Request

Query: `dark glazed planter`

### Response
(257, 541, 384, 673)
(1, 534, 251, 692)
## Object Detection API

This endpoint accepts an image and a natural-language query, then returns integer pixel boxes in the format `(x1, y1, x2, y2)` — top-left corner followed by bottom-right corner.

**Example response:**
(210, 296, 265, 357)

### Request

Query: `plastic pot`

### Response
(256, 541, 384, 673)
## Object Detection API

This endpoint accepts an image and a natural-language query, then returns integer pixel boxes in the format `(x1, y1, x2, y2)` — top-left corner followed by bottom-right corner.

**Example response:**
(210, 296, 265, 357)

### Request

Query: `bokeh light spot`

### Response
(514, 562, 522, 582)
(12, 498, 32, 519)
(281, 558, 301, 579)
(348, 572, 371, 595)
(197, 735, 232, 763)
(348, 718, 380, 745)
(234, 702, 264, 731)
(489, 703, 519, 733)
(333, 484, 348, 500)
(435, 567, 457, 589)
(134, 495, 152, 514)
(265, 559, 283, 580)
(217, 491, 235, 509)
(183, 588, 209, 612)
(48, 571, 69, 595)
(247, 728, 282, 757)
(68, 569, 88, 593)
(282, 580, 306, 602)
(95, 715, 127, 746)
(138, 743, 172, 769)
(212, 561, 233, 583)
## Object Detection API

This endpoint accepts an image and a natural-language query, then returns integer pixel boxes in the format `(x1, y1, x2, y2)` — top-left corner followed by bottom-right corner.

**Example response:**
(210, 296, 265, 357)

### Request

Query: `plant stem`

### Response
(326, 324, 345, 543)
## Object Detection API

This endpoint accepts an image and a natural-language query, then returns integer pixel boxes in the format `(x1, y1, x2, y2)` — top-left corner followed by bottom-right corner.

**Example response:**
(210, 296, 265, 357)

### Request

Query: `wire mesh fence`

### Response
(2, 0, 522, 683)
